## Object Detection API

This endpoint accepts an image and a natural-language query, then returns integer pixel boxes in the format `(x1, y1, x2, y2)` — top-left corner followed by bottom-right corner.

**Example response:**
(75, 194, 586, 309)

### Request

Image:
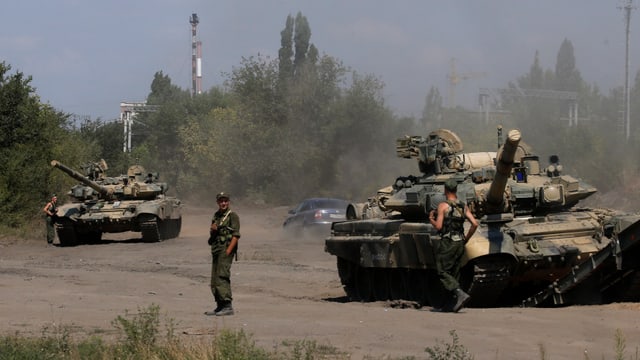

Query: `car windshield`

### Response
(315, 199, 347, 209)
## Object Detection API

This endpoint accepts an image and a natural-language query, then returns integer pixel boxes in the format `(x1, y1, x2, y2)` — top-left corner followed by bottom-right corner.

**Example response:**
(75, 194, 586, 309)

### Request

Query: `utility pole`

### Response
(120, 102, 159, 153)
(190, 13, 202, 96)
(620, 0, 635, 140)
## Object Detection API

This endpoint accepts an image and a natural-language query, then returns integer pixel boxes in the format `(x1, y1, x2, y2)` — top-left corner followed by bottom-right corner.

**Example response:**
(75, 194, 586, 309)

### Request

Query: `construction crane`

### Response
(447, 58, 486, 108)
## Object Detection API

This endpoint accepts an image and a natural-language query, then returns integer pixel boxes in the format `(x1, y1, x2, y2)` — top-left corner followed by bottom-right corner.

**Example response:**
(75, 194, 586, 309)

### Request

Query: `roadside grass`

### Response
(0, 304, 638, 360)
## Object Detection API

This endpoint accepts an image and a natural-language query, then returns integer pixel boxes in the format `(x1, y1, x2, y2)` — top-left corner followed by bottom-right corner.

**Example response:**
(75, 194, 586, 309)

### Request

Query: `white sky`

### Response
(1, 0, 636, 120)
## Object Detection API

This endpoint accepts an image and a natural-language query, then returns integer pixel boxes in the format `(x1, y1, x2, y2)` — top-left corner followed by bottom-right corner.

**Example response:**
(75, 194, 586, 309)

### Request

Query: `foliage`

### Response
(0, 62, 91, 229)
(424, 330, 474, 360)
(213, 329, 272, 360)
(0, 304, 349, 360)
(2, 308, 640, 360)
(110, 303, 169, 352)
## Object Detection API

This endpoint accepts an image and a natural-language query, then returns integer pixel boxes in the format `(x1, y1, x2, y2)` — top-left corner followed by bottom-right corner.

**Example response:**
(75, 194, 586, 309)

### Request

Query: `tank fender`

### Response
(462, 226, 517, 266)
(325, 236, 375, 265)
(359, 237, 393, 267)
(615, 215, 640, 255)
(346, 202, 365, 220)
(361, 222, 439, 269)
(134, 199, 181, 220)
(55, 203, 83, 219)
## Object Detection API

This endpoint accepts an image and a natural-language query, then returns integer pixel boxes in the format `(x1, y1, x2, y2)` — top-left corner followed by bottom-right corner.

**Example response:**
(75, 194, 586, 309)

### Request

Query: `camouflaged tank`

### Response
(51, 159, 182, 246)
(325, 127, 640, 307)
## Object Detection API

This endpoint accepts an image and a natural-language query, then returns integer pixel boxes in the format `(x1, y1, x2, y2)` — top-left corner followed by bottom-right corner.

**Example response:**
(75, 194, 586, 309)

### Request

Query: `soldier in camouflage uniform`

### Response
(43, 194, 58, 245)
(205, 192, 240, 316)
(428, 179, 478, 312)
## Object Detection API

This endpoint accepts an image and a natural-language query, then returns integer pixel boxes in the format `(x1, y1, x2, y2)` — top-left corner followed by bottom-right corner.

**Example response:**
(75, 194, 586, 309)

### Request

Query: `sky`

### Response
(1, 1, 637, 121)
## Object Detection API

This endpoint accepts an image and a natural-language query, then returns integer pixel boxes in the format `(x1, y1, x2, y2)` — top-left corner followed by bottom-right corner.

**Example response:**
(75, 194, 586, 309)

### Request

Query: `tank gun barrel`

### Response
(50, 160, 111, 198)
(486, 129, 521, 210)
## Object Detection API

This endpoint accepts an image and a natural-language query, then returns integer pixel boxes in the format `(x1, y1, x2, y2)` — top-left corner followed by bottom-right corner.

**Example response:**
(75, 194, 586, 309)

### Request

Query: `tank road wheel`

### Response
(56, 219, 78, 247)
(84, 231, 102, 244)
(140, 215, 161, 242)
(424, 270, 448, 308)
(337, 258, 358, 301)
(389, 269, 406, 300)
(372, 269, 390, 301)
(355, 266, 374, 302)
(461, 257, 513, 307)
(404, 269, 427, 304)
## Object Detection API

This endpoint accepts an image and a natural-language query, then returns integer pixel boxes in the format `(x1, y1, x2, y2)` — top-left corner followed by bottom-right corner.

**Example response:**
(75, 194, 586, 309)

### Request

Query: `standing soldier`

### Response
(205, 192, 240, 316)
(428, 179, 478, 312)
(43, 194, 58, 245)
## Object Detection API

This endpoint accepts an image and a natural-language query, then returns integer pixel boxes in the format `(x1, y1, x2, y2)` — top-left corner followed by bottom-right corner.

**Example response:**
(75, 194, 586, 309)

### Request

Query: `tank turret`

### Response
(326, 127, 640, 309)
(51, 160, 168, 202)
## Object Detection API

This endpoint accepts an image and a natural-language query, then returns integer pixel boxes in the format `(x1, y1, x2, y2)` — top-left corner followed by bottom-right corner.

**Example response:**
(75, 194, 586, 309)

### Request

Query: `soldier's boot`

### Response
(204, 303, 224, 316)
(215, 302, 234, 316)
(451, 288, 471, 313)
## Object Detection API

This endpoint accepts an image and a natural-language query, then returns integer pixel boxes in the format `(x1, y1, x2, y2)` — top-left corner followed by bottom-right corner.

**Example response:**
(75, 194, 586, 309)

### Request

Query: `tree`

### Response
(421, 86, 444, 129)
(0, 62, 81, 228)
(293, 12, 311, 76)
(227, 55, 282, 126)
(519, 51, 545, 89)
(555, 39, 582, 92)
(278, 15, 294, 83)
(135, 71, 193, 192)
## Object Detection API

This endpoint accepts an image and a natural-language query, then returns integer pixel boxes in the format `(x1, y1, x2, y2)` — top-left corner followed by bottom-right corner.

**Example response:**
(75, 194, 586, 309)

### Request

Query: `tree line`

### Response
(1, 13, 639, 232)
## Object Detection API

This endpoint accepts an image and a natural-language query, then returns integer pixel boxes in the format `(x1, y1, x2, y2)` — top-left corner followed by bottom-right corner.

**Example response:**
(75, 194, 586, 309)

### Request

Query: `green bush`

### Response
(424, 330, 473, 360)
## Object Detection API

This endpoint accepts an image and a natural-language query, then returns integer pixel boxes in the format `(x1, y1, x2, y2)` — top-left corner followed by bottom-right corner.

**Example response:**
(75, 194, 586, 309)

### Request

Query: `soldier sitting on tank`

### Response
(428, 179, 478, 312)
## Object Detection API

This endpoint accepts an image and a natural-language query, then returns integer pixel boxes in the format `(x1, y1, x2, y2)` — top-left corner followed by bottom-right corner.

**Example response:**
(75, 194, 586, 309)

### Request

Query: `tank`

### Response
(325, 127, 640, 307)
(51, 159, 182, 246)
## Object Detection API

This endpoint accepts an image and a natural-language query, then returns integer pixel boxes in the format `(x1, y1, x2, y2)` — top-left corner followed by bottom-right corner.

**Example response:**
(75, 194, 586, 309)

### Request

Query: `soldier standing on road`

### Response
(205, 192, 240, 316)
(428, 179, 478, 312)
(43, 194, 58, 245)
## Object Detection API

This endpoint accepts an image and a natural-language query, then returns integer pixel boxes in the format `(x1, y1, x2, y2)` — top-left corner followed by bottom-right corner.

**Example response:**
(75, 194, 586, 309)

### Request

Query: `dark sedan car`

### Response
(282, 198, 349, 236)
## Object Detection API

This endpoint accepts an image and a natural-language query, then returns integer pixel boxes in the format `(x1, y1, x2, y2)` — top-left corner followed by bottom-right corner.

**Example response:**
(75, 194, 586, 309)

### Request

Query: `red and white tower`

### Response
(190, 13, 202, 96)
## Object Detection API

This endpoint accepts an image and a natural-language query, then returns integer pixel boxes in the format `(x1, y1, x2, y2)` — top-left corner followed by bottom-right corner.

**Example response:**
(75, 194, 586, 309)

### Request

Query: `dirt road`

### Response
(1, 204, 639, 359)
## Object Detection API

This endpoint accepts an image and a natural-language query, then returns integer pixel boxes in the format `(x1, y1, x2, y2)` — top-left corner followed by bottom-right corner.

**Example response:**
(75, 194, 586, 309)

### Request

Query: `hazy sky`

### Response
(2, 1, 636, 121)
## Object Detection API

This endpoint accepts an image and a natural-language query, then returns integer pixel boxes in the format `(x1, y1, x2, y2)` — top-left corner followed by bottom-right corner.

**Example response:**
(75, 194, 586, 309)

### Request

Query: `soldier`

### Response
(43, 194, 58, 245)
(205, 192, 240, 316)
(428, 179, 478, 312)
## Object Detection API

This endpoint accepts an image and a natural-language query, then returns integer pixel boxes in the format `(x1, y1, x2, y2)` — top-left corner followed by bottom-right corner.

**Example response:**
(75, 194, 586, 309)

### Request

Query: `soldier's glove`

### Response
(207, 236, 214, 246)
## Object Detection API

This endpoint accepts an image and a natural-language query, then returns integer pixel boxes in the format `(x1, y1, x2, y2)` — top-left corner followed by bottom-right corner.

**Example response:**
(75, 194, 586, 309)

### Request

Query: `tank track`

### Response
(462, 258, 513, 307)
(336, 257, 513, 307)
(337, 259, 431, 304)
(140, 216, 161, 242)
(140, 216, 182, 242)
(615, 270, 640, 301)
(163, 218, 182, 239)
(55, 219, 78, 247)
(602, 268, 640, 303)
